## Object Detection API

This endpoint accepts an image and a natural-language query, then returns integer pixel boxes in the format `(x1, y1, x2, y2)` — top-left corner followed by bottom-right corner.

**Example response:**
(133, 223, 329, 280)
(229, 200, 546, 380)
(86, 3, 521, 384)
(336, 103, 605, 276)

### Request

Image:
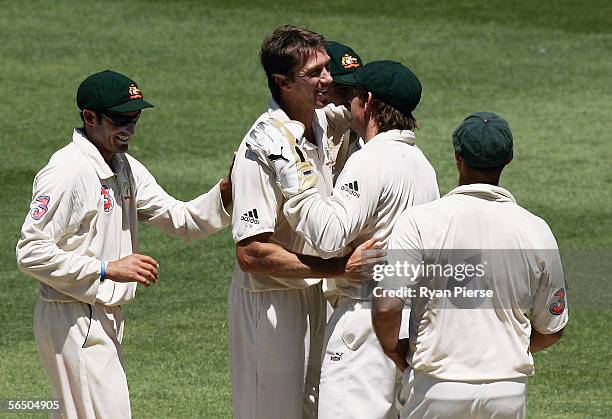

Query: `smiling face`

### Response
(280, 48, 332, 111)
(82, 109, 140, 163)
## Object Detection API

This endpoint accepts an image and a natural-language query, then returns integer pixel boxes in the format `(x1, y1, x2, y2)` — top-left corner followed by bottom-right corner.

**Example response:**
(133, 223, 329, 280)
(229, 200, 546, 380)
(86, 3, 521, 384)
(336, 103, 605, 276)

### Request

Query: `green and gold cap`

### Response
(77, 70, 154, 112)
(326, 41, 363, 86)
(452, 112, 514, 169)
(345, 60, 422, 117)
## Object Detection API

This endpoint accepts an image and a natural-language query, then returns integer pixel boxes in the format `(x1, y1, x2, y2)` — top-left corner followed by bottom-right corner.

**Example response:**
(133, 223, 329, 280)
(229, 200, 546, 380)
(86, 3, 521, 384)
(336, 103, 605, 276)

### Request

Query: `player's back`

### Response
(328, 129, 439, 300)
(390, 183, 562, 381)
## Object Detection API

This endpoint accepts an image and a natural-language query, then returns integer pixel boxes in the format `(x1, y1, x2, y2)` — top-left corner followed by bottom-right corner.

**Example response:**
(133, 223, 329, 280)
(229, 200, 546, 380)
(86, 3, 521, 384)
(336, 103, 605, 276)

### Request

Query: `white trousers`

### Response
(398, 369, 527, 419)
(35, 300, 130, 419)
(318, 299, 407, 419)
(228, 283, 326, 419)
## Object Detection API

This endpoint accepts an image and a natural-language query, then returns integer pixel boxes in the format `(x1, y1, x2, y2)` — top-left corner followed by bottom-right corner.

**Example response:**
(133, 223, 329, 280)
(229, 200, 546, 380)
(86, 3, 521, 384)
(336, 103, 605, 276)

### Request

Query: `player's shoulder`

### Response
(407, 195, 448, 217)
(241, 111, 270, 139)
(510, 203, 558, 243)
(38, 142, 89, 180)
(237, 112, 270, 155)
(32, 143, 93, 196)
(234, 112, 280, 175)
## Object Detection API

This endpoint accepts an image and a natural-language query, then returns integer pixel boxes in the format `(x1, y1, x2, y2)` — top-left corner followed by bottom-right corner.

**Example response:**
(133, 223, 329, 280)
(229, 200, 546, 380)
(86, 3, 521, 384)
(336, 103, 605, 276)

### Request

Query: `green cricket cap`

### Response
(77, 70, 154, 112)
(345, 60, 422, 117)
(325, 41, 363, 86)
(452, 112, 514, 169)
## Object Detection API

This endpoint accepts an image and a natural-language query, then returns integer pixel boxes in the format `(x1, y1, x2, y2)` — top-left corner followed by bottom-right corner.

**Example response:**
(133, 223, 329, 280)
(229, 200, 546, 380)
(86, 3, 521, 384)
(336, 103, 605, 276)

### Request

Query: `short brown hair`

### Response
(260, 25, 326, 103)
(355, 86, 419, 132)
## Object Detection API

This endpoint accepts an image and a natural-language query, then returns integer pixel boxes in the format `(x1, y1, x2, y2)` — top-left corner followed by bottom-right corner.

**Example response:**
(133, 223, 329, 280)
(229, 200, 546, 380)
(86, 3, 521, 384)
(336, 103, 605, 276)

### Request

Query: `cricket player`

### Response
(229, 25, 384, 419)
(247, 60, 439, 419)
(321, 41, 364, 183)
(16, 70, 232, 419)
(372, 112, 568, 419)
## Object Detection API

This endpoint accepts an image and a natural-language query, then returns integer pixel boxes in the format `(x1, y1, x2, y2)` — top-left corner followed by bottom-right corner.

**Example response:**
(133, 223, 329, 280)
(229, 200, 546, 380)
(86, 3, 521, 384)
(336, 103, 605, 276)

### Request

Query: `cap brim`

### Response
(332, 72, 358, 86)
(108, 99, 154, 112)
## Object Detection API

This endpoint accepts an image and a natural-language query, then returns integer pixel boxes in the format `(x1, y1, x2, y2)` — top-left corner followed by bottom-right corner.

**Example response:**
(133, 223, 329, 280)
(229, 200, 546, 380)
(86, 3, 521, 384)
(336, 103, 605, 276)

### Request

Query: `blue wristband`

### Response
(100, 261, 107, 283)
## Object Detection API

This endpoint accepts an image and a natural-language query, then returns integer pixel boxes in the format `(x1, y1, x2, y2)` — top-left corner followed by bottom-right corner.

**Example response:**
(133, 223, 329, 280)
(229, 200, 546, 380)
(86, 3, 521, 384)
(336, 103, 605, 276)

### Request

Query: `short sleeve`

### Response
(232, 141, 281, 242)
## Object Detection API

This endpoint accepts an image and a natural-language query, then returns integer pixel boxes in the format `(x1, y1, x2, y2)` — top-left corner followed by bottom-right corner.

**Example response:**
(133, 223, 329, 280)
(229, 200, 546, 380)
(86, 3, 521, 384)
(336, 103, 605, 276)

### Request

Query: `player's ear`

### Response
(364, 92, 374, 113)
(82, 109, 99, 126)
(455, 153, 464, 171)
(274, 74, 292, 92)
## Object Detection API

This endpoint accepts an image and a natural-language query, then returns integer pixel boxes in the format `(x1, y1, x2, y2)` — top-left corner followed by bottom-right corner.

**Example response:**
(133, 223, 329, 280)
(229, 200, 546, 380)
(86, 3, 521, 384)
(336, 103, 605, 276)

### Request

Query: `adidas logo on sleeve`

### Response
(341, 180, 360, 198)
(241, 208, 260, 224)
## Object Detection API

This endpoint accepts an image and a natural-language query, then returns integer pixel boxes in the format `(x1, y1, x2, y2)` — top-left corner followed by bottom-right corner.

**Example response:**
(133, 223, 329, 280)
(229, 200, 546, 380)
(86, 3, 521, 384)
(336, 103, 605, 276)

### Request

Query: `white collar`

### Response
(363, 129, 416, 148)
(445, 183, 517, 203)
(72, 128, 115, 179)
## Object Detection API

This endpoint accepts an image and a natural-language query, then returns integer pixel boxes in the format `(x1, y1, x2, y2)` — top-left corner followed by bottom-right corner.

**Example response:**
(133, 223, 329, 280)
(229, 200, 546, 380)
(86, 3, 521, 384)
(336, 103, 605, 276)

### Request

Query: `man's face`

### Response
(350, 94, 367, 138)
(284, 48, 332, 110)
(85, 110, 140, 161)
(321, 83, 355, 108)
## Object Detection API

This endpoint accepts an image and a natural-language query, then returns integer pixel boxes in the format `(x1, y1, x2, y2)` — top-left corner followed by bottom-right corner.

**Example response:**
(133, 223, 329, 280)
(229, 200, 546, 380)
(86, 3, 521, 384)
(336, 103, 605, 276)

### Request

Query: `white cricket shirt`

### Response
(382, 183, 569, 381)
(284, 129, 440, 300)
(17, 128, 230, 305)
(231, 99, 342, 291)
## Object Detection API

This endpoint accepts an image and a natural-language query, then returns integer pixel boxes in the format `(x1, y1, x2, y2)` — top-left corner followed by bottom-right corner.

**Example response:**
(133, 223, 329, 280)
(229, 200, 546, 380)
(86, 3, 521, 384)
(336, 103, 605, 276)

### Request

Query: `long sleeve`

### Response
(16, 164, 102, 304)
(129, 156, 231, 241)
(283, 153, 379, 258)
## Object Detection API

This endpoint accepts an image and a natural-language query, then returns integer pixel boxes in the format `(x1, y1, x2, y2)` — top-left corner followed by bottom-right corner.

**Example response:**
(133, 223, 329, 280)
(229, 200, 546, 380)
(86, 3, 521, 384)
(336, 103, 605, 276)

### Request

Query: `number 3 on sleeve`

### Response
(549, 288, 566, 315)
(30, 195, 50, 220)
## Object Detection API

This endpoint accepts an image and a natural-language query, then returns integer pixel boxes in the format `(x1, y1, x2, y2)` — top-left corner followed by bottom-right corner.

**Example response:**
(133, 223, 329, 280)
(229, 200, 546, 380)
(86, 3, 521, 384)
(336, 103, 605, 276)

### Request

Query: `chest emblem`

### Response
(101, 185, 114, 212)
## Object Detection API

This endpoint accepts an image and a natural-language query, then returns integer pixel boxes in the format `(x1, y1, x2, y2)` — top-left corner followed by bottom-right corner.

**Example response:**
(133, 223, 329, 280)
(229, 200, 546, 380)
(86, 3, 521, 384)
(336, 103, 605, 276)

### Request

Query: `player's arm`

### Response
(129, 154, 232, 242)
(529, 242, 569, 352)
(283, 153, 379, 257)
(16, 165, 156, 304)
(372, 295, 409, 371)
(233, 135, 382, 280)
(372, 213, 423, 371)
(244, 116, 374, 257)
(530, 328, 565, 353)
(237, 233, 383, 280)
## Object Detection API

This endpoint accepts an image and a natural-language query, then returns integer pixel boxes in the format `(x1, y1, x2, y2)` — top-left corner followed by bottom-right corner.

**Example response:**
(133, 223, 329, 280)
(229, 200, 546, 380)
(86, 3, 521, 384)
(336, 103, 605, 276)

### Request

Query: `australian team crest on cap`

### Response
(128, 83, 143, 100)
(341, 54, 360, 69)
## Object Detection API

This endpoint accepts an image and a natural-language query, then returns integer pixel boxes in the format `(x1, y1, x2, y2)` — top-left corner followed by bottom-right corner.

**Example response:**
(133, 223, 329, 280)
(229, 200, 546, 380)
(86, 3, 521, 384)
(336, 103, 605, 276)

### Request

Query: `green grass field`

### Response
(1, 0, 611, 417)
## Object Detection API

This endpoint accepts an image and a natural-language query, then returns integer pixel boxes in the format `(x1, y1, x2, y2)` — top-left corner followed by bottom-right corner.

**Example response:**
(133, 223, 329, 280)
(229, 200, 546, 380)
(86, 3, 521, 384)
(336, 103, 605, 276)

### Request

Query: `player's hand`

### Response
(385, 338, 409, 372)
(105, 254, 159, 287)
(344, 238, 387, 281)
(246, 118, 318, 198)
(323, 103, 352, 134)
